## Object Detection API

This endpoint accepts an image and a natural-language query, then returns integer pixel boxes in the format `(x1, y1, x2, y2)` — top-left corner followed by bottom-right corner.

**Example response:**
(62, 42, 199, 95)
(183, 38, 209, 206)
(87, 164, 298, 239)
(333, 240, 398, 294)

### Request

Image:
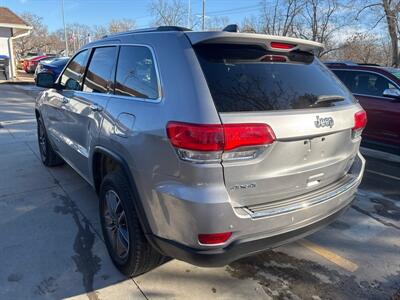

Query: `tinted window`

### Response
(114, 46, 159, 99)
(333, 70, 397, 97)
(60, 50, 88, 90)
(195, 44, 354, 112)
(83, 47, 117, 93)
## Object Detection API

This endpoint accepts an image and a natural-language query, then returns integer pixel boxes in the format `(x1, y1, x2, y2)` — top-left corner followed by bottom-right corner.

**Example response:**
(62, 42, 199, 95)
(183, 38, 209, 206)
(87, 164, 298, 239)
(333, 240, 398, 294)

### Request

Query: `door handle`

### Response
(90, 103, 103, 112)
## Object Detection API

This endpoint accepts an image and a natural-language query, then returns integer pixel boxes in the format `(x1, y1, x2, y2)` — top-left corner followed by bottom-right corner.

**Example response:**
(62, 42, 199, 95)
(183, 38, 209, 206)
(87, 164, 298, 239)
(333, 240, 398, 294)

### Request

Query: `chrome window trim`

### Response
(79, 43, 163, 103)
(332, 68, 400, 100)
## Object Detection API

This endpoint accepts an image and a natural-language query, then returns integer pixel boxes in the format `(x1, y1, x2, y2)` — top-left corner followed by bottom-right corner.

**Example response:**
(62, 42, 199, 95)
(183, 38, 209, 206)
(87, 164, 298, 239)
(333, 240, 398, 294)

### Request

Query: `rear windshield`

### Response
(194, 44, 355, 112)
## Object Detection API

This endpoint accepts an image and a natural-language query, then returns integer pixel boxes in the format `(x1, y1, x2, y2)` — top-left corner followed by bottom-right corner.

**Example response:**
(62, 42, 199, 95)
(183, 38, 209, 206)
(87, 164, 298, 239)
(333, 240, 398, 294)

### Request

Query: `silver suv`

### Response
(35, 26, 366, 276)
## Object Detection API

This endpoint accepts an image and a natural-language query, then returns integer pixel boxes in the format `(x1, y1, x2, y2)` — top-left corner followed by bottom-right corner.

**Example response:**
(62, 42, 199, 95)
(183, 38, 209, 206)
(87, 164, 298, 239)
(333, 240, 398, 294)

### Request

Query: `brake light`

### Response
(167, 122, 275, 151)
(261, 55, 287, 62)
(167, 122, 275, 163)
(270, 42, 296, 50)
(353, 110, 367, 130)
(166, 123, 224, 151)
(198, 232, 232, 245)
(352, 110, 367, 139)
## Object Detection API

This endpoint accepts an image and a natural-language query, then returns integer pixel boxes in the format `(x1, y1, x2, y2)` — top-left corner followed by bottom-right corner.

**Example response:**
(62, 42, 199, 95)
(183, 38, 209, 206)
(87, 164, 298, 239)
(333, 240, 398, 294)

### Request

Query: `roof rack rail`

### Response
(223, 24, 239, 32)
(156, 26, 191, 32)
(323, 60, 358, 66)
(101, 26, 192, 39)
(359, 63, 381, 67)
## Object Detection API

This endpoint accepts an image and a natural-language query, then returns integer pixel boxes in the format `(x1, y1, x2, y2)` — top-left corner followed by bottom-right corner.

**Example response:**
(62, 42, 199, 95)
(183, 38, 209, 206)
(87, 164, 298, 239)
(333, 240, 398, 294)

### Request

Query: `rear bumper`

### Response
(151, 204, 350, 267)
(149, 152, 365, 267)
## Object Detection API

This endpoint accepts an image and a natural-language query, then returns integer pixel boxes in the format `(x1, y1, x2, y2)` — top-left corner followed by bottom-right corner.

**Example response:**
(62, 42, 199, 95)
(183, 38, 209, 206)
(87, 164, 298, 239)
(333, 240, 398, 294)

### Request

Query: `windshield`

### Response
(194, 43, 355, 112)
(385, 67, 400, 79)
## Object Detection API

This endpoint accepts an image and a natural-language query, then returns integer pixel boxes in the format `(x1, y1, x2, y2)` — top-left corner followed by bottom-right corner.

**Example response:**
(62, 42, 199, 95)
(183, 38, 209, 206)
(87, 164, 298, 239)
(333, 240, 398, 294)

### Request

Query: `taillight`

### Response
(223, 123, 275, 150)
(352, 110, 367, 139)
(198, 232, 232, 245)
(166, 122, 224, 151)
(270, 42, 296, 50)
(166, 122, 275, 163)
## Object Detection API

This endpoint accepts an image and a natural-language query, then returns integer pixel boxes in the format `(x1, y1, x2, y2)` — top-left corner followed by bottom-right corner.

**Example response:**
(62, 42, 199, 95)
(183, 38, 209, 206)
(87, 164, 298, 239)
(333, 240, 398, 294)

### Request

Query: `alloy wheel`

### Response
(103, 190, 130, 260)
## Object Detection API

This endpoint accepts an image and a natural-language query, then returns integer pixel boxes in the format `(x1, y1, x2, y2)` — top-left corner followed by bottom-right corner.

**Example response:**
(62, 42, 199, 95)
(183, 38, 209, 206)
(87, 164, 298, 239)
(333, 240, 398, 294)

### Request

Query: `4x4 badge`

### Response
(314, 116, 334, 128)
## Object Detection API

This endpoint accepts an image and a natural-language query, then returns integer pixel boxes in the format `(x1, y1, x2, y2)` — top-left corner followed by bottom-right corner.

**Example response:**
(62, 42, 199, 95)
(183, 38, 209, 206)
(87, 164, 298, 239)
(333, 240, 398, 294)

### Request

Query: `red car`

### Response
(327, 62, 400, 154)
(23, 55, 55, 73)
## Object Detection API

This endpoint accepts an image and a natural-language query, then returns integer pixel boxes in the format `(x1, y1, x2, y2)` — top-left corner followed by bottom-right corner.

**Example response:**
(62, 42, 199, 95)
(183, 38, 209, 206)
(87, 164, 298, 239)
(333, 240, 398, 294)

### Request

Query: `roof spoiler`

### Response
(185, 31, 324, 53)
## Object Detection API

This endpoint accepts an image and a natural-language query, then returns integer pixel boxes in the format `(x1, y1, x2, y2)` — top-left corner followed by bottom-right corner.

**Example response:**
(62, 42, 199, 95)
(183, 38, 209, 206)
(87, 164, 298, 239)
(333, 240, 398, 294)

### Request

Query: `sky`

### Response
(1, 0, 262, 31)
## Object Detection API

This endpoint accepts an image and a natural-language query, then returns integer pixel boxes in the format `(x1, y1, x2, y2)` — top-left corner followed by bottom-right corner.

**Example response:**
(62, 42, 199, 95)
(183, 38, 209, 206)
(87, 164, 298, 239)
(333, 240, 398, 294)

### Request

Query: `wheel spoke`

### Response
(119, 227, 129, 247)
(117, 210, 126, 226)
(105, 192, 118, 217)
(116, 228, 129, 257)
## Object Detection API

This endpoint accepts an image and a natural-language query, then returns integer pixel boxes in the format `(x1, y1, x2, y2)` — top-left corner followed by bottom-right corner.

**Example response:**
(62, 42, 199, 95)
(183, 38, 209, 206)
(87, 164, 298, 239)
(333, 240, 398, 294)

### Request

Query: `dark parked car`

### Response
(34, 57, 69, 83)
(327, 62, 400, 154)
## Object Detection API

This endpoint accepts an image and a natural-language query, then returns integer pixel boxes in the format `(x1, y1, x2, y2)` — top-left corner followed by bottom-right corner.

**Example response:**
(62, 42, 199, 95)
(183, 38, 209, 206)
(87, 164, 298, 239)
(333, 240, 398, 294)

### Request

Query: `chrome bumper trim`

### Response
(245, 152, 365, 219)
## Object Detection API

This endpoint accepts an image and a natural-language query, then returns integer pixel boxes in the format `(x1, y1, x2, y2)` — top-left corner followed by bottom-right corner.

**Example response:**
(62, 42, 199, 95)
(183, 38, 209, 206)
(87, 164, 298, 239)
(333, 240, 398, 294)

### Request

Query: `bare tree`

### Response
(92, 25, 108, 40)
(149, 0, 188, 27)
(356, 0, 400, 66)
(206, 16, 230, 31)
(257, 0, 304, 36)
(108, 19, 136, 33)
(14, 13, 51, 57)
(297, 0, 352, 56)
(332, 33, 389, 64)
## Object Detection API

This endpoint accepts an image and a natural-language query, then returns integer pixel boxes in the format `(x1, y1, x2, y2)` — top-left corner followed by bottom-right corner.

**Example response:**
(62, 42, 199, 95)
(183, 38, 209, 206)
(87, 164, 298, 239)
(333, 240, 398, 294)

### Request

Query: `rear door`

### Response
(194, 43, 362, 207)
(333, 69, 400, 146)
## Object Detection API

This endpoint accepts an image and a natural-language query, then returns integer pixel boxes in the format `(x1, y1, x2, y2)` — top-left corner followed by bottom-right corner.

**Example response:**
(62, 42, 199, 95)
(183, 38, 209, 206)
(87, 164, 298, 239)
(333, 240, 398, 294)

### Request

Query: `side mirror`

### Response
(36, 73, 56, 88)
(382, 88, 400, 99)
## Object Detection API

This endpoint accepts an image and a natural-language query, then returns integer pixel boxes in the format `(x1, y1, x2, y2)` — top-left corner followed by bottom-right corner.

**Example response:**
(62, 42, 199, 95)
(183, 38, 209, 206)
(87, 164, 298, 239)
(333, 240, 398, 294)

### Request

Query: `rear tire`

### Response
(99, 170, 167, 277)
(37, 116, 64, 167)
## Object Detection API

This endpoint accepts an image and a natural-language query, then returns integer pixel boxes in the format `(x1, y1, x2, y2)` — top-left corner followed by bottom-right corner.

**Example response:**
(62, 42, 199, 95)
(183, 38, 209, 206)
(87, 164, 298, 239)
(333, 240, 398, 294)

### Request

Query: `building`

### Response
(0, 7, 32, 79)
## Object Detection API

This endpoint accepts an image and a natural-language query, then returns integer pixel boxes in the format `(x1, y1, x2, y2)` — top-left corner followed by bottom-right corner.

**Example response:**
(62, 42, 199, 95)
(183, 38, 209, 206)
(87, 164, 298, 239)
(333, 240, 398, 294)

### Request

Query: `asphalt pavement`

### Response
(0, 83, 399, 300)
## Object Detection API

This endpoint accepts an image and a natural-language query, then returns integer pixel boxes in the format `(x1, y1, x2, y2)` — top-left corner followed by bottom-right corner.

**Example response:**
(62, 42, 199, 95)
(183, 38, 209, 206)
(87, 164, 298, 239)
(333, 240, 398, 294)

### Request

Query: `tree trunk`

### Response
(382, 0, 399, 67)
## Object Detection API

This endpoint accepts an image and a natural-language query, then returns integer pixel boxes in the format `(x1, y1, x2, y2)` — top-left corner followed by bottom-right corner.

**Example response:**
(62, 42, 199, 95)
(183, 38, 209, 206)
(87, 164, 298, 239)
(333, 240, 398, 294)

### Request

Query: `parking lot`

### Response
(0, 83, 399, 300)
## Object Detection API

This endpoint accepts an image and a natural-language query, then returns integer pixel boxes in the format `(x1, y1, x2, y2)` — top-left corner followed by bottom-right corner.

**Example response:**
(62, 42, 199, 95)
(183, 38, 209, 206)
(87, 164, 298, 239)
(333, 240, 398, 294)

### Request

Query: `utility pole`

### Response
(202, 0, 205, 31)
(187, 0, 191, 29)
(61, 0, 69, 56)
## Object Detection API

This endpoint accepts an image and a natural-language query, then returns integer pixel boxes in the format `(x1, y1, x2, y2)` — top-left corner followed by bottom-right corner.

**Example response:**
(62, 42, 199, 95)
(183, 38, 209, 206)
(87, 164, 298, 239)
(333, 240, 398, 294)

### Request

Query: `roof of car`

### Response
(327, 63, 400, 83)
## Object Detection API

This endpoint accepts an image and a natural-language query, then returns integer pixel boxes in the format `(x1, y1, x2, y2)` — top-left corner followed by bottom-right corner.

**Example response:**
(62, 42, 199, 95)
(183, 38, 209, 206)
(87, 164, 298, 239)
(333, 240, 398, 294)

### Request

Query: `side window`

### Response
(339, 71, 397, 97)
(83, 46, 117, 94)
(332, 70, 352, 89)
(114, 46, 159, 99)
(60, 50, 88, 90)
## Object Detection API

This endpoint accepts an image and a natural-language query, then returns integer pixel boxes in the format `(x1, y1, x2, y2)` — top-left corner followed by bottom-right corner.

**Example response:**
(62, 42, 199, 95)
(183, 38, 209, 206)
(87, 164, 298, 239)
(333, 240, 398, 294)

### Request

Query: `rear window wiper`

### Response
(315, 95, 345, 104)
